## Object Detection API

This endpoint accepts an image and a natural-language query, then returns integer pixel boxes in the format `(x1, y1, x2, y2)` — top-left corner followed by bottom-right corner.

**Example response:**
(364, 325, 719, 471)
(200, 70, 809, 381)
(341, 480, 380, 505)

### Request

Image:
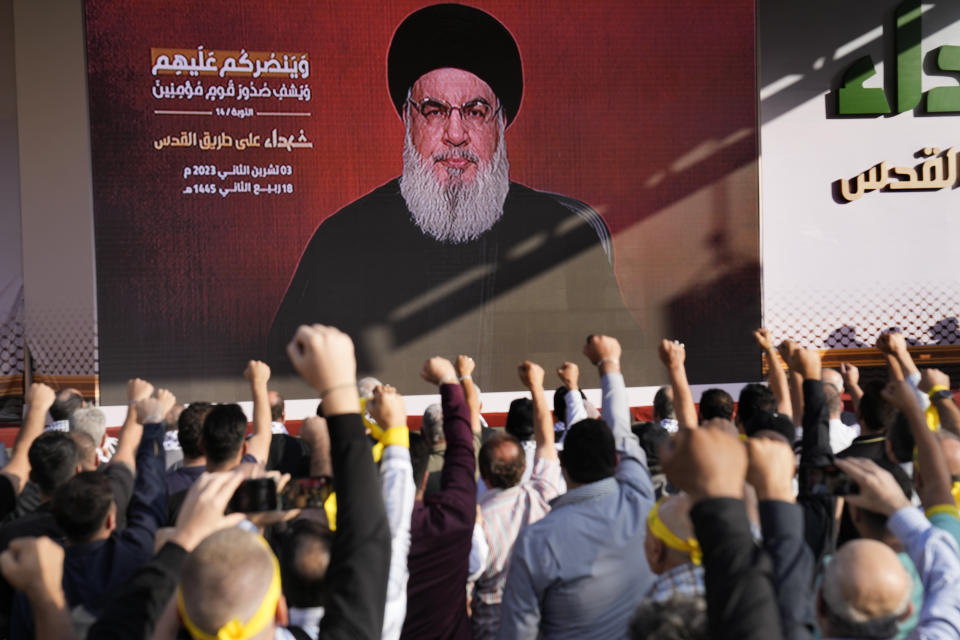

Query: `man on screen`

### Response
(269, 3, 635, 386)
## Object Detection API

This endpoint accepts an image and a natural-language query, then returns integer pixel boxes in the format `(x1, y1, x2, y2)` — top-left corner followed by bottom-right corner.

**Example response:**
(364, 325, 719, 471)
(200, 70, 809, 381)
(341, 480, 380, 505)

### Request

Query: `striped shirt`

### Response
(646, 562, 705, 603)
(472, 456, 563, 640)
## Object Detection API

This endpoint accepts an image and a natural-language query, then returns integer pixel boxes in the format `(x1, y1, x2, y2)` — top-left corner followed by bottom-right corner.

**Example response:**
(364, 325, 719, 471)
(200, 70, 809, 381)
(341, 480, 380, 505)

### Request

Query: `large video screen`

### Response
(85, 1, 759, 401)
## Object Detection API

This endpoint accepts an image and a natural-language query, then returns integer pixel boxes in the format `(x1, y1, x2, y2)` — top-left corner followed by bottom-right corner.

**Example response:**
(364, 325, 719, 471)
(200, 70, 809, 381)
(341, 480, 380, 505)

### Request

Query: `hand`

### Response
(919, 368, 950, 393)
(126, 378, 154, 404)
(420, 357, 457, 386)
(286, 325, 357, 395)
(455, 355, 475, 379)
(518, 361, 545, 390)
(136, 389, 176, 425)
(880, 380, 919, 414)
(840, 362, 860, 389)
(753, 328, 774, 351)
(25, 384, 56, 415)
(834, 457, 911, 516)
(788, 347, 821, 381)
(885, 332, 909, 356)
(171, 471, 248, 552)
(660, 423, 747, 503)
(367, 385, 407, 428)
(777, 340, 800, 369)
(0, 537, 65, 605)
(657, 339, 686, 370)
(556, 362, 580, 391)
(583, 334, 622, 366)
(745, 437, 796, 502)
(244, 360, 271, 387)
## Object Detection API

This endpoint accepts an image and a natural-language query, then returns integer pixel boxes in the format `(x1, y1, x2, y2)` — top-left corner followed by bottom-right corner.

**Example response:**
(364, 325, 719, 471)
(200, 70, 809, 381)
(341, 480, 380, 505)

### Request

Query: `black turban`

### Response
(387, 3, 523, 126)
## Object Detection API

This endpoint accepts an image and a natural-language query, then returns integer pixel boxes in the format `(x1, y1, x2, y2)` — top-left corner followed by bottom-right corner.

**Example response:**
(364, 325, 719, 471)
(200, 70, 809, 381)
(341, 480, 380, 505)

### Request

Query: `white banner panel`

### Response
(759, 0, 960, 350)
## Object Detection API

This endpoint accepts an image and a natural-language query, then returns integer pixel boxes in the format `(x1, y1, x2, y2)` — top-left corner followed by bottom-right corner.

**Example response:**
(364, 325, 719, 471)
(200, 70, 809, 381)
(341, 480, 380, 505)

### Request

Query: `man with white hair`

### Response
(69, 407, 117, 464)
(268, 3, 631, 387)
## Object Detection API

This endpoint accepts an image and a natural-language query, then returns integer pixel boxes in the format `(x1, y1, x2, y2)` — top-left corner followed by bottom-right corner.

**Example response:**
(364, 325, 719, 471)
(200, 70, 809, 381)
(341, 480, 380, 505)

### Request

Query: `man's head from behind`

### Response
(28, 432, 79, 497)
(70, 431, 98, 471)
(559, 419, 616, 485)
(859, 382, 896, 435)
(420, 403, 445, 449)
(52, 471, 116, 544)
(69, 407, 107, 448)
(179, 402, 214, 461)
(698, 388, 734, 422)
(180, 528, 285, 640)
(735, 383, 775, 431)
(504, 398, 534, 442)
(823, 382, 843, 420)
(391, 4, 519, 242)
(653, 386, 675, 424)
(644, 493, 699, 575)
(201, 404, 248, 470)
(478, 433, 526, 490)
(818, 539, 912, 639)
(50, 388, 84, 422)
(268, 391, 285, 423)
(278, 518, 333, 610)
(629, 594, 706, 640)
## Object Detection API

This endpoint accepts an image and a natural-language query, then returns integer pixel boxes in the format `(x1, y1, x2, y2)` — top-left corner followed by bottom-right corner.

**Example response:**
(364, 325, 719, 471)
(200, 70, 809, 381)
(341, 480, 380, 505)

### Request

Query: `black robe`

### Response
(268, 178, 637, 389)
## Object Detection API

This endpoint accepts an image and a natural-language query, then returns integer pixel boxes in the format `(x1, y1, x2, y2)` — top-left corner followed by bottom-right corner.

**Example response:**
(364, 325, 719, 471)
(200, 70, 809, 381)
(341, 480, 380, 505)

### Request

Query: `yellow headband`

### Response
(178, 537, 282, 640)
(952, 481, 960, 508)
(647, 497, 702, 565)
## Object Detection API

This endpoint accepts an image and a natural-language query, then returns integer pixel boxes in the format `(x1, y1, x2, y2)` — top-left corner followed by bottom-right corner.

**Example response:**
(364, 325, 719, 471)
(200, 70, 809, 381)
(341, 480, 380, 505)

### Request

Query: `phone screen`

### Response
(280, 476, 334, 510)
(799, 464, 859, 496)
(228, 477, 278, 513)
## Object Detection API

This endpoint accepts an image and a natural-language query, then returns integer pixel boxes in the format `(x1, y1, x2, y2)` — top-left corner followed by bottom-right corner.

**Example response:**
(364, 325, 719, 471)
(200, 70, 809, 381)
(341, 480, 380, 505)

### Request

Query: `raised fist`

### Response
(286, 325, 356, 394)
(244, 360, 271, 387)
(420, 357, 457, 386)
(583, 334, 621, 366)
(657, 339, 685, 370)
(455, 355, 476, 379)
(518, 361, 545, 390)
(126, 378, 154, 404)
(556, 362, 580, 391)
(752, 328, 774, 351)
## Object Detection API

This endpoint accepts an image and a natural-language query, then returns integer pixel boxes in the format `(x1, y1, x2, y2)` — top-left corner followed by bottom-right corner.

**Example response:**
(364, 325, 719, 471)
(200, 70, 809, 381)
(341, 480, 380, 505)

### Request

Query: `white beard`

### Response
(399, 119, 510, 243)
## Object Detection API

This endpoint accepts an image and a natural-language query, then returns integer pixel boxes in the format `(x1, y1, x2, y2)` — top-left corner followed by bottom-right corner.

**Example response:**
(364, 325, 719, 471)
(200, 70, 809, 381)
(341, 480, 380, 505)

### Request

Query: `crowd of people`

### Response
(0, 325, 957, 639)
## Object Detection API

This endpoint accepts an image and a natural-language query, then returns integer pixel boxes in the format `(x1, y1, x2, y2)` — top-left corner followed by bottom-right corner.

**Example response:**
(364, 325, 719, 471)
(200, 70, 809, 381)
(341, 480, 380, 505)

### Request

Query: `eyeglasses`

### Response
(407, 97, 501, 129)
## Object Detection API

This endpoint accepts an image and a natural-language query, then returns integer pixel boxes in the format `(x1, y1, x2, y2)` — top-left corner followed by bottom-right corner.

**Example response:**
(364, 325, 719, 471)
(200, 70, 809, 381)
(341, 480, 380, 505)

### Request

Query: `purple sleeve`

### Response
(432, 384, 477, 526)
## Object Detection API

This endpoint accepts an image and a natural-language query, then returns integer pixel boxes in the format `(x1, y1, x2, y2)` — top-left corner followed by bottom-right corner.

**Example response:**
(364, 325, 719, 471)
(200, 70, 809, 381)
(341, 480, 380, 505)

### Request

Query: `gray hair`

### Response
(70, 407, 107, 447)
(421, 404, 445, 446)
(357, 377, 382, 400)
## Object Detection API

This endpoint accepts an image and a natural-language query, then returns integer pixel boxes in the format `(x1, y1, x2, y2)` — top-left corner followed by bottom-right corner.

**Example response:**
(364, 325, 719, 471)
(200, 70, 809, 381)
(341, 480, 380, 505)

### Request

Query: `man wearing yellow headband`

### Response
(642, 493, 705, 603)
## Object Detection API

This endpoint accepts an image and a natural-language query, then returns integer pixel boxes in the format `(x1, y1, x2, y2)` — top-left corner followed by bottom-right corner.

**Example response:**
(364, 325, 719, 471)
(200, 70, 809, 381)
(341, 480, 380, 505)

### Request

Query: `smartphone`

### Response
(799, 464, 859, 496)
(228, 477, 278, 513)
(280, 476, 334, 510)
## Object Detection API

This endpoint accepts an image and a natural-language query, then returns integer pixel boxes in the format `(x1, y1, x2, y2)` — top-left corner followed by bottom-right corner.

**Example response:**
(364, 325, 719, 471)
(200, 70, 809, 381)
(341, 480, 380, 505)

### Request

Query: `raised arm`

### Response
(518, 361, 557, 462)
(746, 437, 815, 640)
(876, 334, 905, 383)
(657, 339, 697, 429)
(243, 360, 272, 464)
(367, 384, 415, 640)
(661, 425, 783, 640)
(919, 368, 960, 437)
(456, 355, 482, 437)
(755, 329, 792, 417)
(556, 362, 587, 427)
(113, 386, 174, 474)
(0, 537, 77, 640)
(840, 363, 863, 414)
(111, 379, 156, 472)
(583, 335, 630, 435)
(778, 341, 804, 426)
(421, 357, 476, 508)
(299, 415, 334, 478)
(2, 384, 55, 496)
(884, 332, 929, 410)
(881, 379, 954, 510)
(288, 324, 391, 640)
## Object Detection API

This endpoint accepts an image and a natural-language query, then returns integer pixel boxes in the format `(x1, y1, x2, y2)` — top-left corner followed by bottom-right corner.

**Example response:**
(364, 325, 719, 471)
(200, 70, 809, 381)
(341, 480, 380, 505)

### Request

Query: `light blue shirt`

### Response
(888, 506, 960, 640)
(497, 372, 656, 640)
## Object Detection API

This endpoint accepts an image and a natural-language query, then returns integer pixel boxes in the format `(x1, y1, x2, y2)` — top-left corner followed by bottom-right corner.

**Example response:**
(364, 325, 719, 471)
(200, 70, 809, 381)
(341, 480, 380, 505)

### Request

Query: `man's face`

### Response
(407, 67, 500, 186)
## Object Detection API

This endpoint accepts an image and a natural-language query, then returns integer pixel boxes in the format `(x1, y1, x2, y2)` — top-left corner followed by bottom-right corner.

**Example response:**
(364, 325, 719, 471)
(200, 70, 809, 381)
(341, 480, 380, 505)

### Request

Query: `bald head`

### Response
(644, 493, 697, 574)
(820, 540, 911, 638)
(180, 528, 281, 639)
(478, 433, 525, 489)
(822, 368, 844, 393)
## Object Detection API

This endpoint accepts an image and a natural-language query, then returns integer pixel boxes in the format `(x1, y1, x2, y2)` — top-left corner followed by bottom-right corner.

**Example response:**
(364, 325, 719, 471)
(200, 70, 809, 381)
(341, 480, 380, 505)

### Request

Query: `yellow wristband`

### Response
(929, 385, 950, 400)
(925, 504, 960, 520)
(381, 426, 410, 449)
